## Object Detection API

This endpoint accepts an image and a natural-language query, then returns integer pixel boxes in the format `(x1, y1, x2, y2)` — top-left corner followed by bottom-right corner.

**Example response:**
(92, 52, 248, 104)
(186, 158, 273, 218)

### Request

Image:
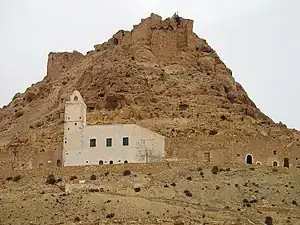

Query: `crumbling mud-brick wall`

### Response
(46, 51, 84, 78)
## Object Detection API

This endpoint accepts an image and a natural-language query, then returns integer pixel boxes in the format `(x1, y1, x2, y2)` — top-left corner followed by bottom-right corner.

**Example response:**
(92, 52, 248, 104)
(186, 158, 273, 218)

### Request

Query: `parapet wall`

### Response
(46, 51, 84, 78)
(132, 13, 194, 61)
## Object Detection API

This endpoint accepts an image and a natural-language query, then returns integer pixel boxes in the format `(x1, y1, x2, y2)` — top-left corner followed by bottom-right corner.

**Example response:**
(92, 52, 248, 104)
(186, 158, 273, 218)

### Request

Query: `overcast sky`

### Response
(0, 0, 299, 130)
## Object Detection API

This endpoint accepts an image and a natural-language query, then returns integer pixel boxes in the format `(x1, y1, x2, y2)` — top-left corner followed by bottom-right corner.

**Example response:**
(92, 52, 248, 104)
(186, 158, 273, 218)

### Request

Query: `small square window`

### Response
(123, 137, 129, 146)
(106, 138, 112, 147)
(90, 138, 96, 147)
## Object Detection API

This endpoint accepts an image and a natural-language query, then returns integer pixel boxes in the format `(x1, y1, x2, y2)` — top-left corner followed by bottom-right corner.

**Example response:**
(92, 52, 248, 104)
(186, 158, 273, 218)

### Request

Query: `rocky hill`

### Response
(0, 13, 299, 169)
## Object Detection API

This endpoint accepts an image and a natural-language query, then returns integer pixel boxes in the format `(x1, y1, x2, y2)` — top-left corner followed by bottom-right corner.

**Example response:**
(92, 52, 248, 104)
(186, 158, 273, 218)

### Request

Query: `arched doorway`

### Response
(283, 158, 289, 168)
(246, 154, 253, 164)
(273, 161, 278, 166)
(124, 160, 128, 163)
(99, 160, 103, 165)
(56, 160, 62, 167)
(109, 160, 113, 164)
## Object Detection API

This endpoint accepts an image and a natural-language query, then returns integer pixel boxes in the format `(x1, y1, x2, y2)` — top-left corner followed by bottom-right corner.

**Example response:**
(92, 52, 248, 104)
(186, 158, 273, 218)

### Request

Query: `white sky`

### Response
(0, 0, 299, 130)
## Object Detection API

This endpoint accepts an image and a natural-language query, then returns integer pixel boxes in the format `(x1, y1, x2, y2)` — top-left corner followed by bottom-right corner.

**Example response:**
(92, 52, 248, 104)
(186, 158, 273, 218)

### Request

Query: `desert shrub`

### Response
(6, 177, 13, 181)
(292, 200, 298, 206)
(164, 184, 169, 188)
(123, 170, 131, 176)
(88, 188, 100, 193)
(134, 187, 141, 192)
(104, 172, 109, 176)
(211, 166, 219, 174)
(184, 190, 192, 197)
(131, 56, 135, 60)
(70, 175, 77, 181)
(13, 175, 21, 182)
(74, 216, 80, 222)
(186, 176, 192, 181)
(46, 174, 57, 185)
(90, 174, 97, 180)
(170, 182, 176, 187)
(106, 213, 115, 219)
(243, 199, 249, 203)
(216, 185, 220, 190)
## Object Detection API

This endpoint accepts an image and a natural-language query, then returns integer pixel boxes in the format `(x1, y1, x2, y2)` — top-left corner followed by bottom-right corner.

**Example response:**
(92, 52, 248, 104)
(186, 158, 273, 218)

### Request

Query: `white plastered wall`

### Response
(62, 91, 165, 167)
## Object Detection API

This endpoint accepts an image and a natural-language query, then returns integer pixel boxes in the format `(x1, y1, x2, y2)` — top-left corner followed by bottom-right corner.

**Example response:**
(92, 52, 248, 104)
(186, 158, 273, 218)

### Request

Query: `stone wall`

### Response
(46, 51, 84, 78)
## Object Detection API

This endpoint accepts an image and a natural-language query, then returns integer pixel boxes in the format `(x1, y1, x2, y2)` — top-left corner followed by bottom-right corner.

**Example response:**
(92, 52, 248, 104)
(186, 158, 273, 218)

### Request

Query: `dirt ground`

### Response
(0, 163, 299, 225)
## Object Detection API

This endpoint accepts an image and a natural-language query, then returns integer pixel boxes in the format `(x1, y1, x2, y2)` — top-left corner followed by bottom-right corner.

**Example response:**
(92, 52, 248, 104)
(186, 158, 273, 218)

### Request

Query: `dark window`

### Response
(109, 160, 113, 164)
(246, 154, 253, 164)
(99, 160, 103, 165)
(284, 158, 289, 168)
(106, 138, 112, 147)
(273, 150, 277, 155)
(123, 137, 129, 146)
(90, 138, 96, 147)
(124, 160, 128, 163)
(273, 161, 278, 166)
(75, 122, 77, 126)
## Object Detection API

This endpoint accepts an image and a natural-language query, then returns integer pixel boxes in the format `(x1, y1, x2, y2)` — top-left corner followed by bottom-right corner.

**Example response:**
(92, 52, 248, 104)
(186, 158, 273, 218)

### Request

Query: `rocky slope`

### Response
(0, 164, 299, 225)
(0, 13, 299, 169)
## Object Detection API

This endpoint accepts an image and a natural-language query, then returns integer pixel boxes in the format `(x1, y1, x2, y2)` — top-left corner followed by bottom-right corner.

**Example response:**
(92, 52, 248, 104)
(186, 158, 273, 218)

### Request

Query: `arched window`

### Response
(74, 96, 78, 101)
(273, 161, 278, 167)
(99, 160, 103, 165)
(109, 160, 113, 164)
(124, 160, 128, 163)
(246, 154, 253, 164)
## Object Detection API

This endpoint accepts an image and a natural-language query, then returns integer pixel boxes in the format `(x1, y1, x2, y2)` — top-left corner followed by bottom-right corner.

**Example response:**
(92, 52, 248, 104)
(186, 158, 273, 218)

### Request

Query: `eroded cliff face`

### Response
(0, 13, 299, 170)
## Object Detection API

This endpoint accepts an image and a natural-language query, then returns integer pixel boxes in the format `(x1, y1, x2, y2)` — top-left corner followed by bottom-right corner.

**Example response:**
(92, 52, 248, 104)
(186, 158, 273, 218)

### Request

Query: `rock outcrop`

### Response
(0, 13, 299, 170)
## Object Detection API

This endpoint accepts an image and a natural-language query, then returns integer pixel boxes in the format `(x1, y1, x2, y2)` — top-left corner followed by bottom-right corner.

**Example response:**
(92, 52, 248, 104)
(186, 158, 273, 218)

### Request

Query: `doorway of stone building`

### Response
(273, 161, 278, 166)
(56, 160, 62, 167)
(246, 154, 253, 164)
(283, 158, 289, 168)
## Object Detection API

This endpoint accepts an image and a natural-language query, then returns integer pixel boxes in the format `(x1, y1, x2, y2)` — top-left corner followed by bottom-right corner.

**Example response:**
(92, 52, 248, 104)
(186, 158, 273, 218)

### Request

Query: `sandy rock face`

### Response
(0, 13, 299, 169)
